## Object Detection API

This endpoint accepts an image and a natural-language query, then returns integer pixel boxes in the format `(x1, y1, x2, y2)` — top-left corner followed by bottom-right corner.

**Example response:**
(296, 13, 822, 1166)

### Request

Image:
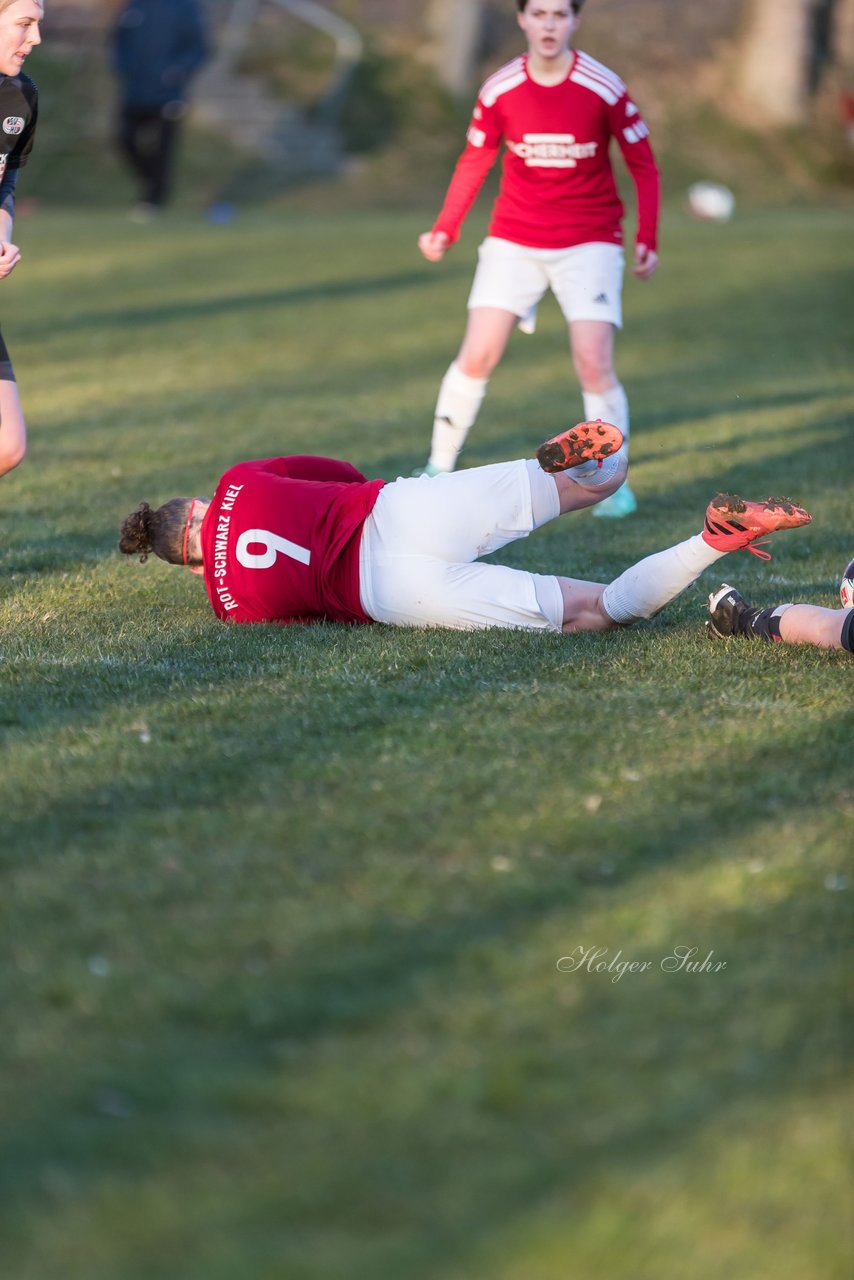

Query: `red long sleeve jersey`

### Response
(200, 456, 385, 625)
(433, 51, 659, 252)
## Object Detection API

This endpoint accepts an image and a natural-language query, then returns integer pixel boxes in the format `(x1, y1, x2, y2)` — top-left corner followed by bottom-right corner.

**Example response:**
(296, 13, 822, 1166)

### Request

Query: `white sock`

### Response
(574, 383, 629, 485)
(428, 362, 488, 472)
(601, 533, 726, 624)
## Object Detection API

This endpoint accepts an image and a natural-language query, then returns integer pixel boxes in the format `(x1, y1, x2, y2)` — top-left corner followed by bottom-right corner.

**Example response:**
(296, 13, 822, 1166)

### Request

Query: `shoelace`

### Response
(707, 517, 774, 560)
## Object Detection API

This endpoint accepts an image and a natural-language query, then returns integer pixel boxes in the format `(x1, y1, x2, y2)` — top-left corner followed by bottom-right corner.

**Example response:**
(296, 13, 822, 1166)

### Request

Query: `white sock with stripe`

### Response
(428, 362, 488, 473)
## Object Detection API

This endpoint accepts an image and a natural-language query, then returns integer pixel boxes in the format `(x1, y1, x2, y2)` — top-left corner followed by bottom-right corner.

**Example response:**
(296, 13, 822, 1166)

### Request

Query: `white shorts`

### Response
(467, 237, 624, 329)
(359, 460, 564, 631)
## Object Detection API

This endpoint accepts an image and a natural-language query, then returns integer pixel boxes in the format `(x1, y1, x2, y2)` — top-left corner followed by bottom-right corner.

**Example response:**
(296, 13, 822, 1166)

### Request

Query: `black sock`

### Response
(842, 609, 854, 653)
(741, 606, 785, 642)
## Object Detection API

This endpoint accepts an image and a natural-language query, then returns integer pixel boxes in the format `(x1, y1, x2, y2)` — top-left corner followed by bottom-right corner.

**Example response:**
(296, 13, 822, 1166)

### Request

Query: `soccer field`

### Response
(1, 204, 852, 1279)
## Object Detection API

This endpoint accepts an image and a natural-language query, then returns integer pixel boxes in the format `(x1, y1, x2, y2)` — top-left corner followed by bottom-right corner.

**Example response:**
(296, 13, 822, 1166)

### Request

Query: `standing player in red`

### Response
(119, 420, 812, 635)
(0, 0, 41, 479)
(415, 0, 659, 519)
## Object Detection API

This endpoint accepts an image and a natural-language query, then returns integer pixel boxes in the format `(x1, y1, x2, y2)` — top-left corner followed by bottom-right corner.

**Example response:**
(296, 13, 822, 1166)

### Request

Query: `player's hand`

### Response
(632, 243, 658, 280)
(0, 241, 21, 280)
(418, 230, 450, 262)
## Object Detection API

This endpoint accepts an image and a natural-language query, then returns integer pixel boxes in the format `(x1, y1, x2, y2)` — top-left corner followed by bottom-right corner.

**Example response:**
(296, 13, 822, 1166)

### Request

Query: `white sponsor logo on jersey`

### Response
(507, 133, 598, 168)
(3, 117, 24, 136)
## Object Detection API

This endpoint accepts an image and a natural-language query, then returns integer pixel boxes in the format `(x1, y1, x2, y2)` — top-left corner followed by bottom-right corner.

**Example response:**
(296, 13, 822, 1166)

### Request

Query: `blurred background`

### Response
(27, 0, 854, 215)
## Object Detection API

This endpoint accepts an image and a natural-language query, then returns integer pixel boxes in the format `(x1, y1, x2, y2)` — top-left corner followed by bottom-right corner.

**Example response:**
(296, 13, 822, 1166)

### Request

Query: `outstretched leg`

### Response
(363, 441, 811, 635)
(779, 605, 853, 650)
(707, 584, 853, 651)
(560, 494, 813, 634)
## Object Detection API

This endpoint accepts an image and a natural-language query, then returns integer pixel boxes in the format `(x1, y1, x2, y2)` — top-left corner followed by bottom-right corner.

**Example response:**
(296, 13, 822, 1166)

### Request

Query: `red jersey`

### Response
(433, 51, 659, 252)
(200, 456, 385, 625)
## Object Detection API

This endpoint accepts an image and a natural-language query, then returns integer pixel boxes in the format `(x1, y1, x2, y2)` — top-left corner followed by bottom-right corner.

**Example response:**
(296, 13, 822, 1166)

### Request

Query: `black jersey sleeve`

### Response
(3, 77, 38, 170)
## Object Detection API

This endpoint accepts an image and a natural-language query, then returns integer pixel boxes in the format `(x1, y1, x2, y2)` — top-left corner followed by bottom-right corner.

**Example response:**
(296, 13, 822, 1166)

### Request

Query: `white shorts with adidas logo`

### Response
(467, 237, 624, 331)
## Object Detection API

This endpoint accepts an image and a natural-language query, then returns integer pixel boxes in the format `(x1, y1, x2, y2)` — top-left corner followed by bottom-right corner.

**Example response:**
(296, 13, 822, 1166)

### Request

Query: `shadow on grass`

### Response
(0, 534, 111, 577)
(378, 393, 850, 489)
(0, 570, 848, 1275)
(14, 266, 468, 341)
(0, 614, 845, 875)
(0, 692, 848, 1275)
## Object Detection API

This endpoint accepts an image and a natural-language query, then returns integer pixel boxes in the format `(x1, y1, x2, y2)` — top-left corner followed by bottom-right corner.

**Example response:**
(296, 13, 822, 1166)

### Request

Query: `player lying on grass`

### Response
(707, 585, 854, 653)
(119, 420, 811, 634)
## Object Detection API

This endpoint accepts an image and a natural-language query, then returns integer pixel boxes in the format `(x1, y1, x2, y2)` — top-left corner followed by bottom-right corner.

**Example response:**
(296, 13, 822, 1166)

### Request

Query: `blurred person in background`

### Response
(111, 0, 207, 220)
(0, 0, 42, 478)
(416, 0, 659, 519)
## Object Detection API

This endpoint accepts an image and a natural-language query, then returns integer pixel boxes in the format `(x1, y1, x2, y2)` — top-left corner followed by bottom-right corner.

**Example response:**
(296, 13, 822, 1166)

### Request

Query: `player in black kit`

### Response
(0, 0, 41, 478)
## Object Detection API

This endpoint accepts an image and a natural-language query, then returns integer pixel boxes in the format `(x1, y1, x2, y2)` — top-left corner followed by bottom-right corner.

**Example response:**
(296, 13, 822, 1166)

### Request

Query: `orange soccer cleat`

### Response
(536, 419, 624, 473)
(702, 493, 812, 560)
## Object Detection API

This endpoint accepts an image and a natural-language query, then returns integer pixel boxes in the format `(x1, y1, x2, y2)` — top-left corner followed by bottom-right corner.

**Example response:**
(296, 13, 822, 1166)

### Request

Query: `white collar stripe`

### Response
(481, 70, 528, 107)
(574, 52, 625, 96)
(569, 69, 620, 105)
(480, 57, 526, 98)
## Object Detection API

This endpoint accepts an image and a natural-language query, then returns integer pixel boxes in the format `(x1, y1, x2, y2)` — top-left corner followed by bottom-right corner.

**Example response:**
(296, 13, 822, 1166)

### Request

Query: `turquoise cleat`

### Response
(410, 462, 447, 478)
(592, 482, 638, 519)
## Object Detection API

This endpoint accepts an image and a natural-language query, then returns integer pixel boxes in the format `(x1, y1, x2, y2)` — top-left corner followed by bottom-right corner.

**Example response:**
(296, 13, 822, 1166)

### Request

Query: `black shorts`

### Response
(0, 326, 15, 380)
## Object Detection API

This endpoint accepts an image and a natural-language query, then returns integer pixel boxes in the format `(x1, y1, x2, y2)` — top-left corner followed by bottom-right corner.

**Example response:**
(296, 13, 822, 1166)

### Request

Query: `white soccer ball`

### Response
(840, 558, 854, 609)
(687, 181, 735, 222)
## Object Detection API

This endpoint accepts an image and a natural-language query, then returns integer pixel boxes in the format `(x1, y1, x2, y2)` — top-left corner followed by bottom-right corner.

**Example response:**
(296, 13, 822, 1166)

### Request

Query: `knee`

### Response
(572, 338, 617, 391)
(558, 579, 619, 633)
(456, 348, 498, 379)
(570, 589, 631, 634)
(574, 354, 616, 392)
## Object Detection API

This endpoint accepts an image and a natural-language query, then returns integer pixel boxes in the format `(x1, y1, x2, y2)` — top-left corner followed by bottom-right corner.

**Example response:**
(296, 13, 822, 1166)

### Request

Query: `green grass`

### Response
(0, 201, 852, 1280)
